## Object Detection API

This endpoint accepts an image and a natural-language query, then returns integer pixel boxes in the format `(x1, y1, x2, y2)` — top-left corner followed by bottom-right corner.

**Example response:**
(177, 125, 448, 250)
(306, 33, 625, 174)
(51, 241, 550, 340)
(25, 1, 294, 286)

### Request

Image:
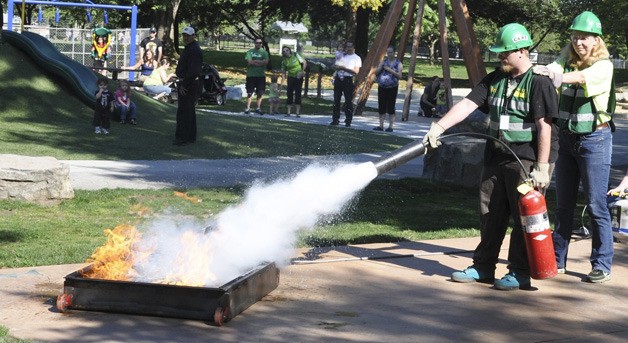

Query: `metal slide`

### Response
(3, 30, 97, 108)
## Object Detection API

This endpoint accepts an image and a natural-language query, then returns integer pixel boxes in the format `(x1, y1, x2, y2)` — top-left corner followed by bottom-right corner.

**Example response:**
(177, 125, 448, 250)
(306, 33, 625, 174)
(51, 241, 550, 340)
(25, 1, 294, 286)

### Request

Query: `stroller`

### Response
(197, 63, 228, 105)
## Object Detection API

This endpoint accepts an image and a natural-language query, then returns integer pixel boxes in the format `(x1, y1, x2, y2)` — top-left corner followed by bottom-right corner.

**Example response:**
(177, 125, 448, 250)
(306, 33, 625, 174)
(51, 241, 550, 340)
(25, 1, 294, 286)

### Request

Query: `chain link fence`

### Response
(19, 25, 150, 79)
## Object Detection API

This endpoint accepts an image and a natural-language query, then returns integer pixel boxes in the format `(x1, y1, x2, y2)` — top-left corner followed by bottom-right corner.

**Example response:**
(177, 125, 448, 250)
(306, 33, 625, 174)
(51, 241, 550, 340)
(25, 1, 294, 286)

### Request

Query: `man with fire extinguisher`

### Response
(423, 23, 558, 290)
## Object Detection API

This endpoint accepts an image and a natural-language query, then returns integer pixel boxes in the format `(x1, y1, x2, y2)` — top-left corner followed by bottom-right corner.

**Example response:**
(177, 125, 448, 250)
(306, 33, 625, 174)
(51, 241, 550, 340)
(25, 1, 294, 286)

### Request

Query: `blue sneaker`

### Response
(451, 266, 494, 283)
(494, 271, 531, 291)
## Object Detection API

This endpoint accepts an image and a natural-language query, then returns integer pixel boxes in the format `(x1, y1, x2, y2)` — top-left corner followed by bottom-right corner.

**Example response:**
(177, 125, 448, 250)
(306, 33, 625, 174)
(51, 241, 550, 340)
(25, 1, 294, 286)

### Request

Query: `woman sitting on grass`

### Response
(143, 58, 177, 100)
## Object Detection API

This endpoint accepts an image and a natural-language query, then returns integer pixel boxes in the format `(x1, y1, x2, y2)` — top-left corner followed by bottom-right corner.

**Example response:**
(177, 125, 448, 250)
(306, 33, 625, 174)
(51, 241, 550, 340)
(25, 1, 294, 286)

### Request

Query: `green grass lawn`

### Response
(0, 43, 409, 160)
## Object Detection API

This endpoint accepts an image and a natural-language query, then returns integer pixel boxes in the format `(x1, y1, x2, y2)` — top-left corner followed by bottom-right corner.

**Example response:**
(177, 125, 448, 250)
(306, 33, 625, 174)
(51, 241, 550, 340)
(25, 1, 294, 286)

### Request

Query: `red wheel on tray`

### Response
(214, 306, 230, 326)
(56, 293, 72, 312)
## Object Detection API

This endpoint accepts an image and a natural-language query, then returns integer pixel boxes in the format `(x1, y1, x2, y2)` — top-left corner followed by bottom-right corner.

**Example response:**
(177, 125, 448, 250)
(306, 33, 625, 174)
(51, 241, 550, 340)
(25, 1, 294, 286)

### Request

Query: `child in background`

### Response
(94, 78, 113, 134)
(331, 42, 344, 85)
(115, 79, 137, 125)
(435, 83, 448, 118)
(268, 75, 280, 115)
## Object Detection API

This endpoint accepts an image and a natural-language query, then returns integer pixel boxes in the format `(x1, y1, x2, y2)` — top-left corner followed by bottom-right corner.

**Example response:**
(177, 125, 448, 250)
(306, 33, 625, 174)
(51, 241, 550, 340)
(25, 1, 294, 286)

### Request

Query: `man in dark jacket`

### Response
(173, 26, 202, 146)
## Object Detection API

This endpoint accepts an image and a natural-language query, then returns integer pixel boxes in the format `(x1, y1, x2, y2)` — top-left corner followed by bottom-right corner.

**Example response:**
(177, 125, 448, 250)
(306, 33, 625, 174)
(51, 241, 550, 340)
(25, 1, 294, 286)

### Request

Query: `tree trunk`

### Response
(355, 7, 370, 59)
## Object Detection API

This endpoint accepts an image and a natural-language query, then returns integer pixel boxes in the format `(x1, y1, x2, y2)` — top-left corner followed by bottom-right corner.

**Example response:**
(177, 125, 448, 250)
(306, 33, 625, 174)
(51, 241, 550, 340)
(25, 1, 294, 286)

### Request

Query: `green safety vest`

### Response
(488, 69, 536, 143)
(557, 62, 616, 134)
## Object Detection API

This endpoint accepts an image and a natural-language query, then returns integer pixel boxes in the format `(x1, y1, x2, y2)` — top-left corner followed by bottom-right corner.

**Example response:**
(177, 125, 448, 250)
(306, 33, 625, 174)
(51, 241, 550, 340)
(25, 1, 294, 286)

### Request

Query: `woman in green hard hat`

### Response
(535, 11, 615, 284)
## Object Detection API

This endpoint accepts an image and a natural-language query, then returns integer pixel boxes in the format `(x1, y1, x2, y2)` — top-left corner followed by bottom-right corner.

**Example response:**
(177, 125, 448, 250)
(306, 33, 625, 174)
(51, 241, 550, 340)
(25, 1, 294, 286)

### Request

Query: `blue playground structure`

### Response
(6, 0, 139, 78)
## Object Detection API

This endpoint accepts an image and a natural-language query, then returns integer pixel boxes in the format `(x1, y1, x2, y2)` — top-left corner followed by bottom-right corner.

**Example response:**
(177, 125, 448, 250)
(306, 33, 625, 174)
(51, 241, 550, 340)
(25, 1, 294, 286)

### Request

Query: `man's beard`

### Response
(501, 64, 513, 74)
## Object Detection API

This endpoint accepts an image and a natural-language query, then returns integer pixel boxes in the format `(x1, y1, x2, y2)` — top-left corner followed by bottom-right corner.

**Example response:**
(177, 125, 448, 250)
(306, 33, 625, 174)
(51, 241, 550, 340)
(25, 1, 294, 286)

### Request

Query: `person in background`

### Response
(92, 35, 111, 77)
(173, 26, 202, 146)
(608, 170, 628, 197)
(267, 75, 280, 115)
(331, 42, 361, 127)
(140, 27, 163, 64)
(244, 38, 269, 115)
(534, 11, 616, 283)
(423, 23, 558, 291)
(93, 78, 114, 135)
(373, 45, 402, 132)
(435, 83, 448, 117)
(143, 58, 176, 100)
(419, 76, 441, 118)
(331, 42, 344, 85)
(115, 80, 137, 125)
(281, 46, 307, 117)
(123, 49, 157, 83)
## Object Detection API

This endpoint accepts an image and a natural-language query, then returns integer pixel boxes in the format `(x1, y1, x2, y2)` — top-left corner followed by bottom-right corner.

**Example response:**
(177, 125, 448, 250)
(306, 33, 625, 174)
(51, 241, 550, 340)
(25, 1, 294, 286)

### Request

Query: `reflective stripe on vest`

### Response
(488, 69, 536, 143)
(557, 83, 597, 133)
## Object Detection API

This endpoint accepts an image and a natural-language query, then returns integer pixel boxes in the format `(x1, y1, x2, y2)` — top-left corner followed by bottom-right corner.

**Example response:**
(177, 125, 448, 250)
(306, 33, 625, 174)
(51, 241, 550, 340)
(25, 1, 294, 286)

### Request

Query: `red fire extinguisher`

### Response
(518, 185, 558, 279)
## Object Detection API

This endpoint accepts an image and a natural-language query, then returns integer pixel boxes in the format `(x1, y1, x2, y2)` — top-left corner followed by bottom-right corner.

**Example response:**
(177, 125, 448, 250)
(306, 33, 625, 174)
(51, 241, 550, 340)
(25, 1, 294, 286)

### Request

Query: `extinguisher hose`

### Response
(438, 132, 530, 179)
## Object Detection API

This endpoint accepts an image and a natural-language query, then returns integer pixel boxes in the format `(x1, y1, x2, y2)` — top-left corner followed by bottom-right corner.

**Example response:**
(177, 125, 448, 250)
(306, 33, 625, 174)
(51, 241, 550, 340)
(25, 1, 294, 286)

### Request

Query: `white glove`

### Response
(530, 162, 551, 189)
(532, 65, 563, 88)
(422, 122, 445, 149)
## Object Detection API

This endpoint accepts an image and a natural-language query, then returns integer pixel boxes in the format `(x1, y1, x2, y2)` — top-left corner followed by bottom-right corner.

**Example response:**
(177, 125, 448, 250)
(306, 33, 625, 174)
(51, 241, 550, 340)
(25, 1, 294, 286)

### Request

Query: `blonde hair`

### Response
(562, 35, 610, 69)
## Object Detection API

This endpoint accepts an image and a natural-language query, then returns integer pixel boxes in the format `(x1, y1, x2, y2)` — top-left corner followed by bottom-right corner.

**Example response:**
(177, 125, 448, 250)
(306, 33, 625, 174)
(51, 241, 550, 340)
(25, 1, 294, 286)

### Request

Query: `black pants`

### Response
(175, 80, 199, 144)
(378, 86, 398, 115)
(286, 76, 303, 105)
(332, 76, 355, 124)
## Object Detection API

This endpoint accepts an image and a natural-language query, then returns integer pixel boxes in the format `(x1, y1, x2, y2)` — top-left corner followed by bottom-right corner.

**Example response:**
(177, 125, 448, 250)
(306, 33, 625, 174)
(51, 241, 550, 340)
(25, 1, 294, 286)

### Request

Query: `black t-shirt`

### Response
(140, 37, 163, 58)
(466, 68, 559, 163)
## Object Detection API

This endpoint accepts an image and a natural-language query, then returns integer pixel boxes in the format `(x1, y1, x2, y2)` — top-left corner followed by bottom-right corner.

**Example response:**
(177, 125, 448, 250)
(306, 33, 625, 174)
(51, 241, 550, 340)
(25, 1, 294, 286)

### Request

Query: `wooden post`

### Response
(353, 0, 406, 117)
(317, 65, 323, 98)
(303, 65, 310, 98)
(438, 0, 453, 109)
(401, 0, 427, 121)
(397, 0, 418, 63)
(450, 0, 486, 87)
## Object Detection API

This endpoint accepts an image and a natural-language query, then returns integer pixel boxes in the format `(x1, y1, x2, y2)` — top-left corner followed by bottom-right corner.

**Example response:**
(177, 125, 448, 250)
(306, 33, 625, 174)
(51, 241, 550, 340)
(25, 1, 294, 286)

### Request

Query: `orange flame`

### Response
(173, 191, 202, 203)
(81, 223, 217, 286)
(81, 224, 142, 280)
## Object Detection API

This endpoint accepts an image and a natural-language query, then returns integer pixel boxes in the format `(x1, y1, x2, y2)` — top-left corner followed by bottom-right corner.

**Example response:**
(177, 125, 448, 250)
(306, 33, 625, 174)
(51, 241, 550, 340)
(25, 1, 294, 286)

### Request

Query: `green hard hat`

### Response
(569, 11, 602, 35)
(489, 23, 534, 53)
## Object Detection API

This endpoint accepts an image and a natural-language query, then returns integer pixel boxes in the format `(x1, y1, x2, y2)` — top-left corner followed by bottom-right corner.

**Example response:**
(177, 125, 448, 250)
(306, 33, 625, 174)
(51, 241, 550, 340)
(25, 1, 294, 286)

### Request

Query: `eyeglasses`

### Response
(498, 50, 517, 59)
(571, 34, 593, 43)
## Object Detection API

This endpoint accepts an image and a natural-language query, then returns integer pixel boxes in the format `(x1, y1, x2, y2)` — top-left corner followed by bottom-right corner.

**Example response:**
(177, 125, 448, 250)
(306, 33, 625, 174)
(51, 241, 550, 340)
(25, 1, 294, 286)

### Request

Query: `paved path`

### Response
(64, 95, 628, 190)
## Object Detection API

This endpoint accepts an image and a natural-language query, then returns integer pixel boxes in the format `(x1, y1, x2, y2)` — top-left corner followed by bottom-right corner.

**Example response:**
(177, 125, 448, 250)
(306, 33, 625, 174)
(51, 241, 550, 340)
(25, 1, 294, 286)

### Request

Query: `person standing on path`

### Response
(173, 26, 202, 146)
(244, 38, 269, 115)
(423, 23, 559, 291)
(331, 42, 361, 127)
(534, 11, 616, 283)
(373, 46, 402, 132)
(281, 46, 307, 117)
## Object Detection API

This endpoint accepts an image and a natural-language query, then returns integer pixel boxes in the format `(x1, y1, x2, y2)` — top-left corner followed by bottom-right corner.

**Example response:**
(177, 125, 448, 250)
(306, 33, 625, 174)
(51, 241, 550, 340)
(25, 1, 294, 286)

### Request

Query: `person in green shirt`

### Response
(244, 38, 269, 115)
(281, 46, 307, 117)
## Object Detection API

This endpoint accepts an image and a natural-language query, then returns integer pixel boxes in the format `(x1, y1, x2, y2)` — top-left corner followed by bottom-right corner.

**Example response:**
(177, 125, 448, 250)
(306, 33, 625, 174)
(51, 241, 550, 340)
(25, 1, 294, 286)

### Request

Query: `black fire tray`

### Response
(57, 262, 279, 325)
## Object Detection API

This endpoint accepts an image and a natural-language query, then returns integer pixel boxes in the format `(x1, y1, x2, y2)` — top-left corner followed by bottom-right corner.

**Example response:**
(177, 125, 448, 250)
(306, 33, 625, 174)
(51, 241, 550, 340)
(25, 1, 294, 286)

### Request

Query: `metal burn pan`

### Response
(56, 262, 279, 326)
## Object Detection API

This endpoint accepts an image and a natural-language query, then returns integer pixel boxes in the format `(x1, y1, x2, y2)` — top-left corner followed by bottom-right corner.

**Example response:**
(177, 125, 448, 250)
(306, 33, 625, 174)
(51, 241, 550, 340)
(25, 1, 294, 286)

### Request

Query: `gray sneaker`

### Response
(586, 269, 611, 283)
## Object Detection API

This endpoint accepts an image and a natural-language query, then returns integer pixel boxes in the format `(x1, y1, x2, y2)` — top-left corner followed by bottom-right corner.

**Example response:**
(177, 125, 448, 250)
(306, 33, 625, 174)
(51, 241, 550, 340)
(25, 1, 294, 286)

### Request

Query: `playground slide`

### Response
(3, 30, 97, 107)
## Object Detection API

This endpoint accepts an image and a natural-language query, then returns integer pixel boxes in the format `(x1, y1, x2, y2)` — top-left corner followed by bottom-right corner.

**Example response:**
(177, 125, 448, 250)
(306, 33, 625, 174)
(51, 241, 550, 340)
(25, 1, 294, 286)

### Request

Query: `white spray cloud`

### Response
(130, 162, 378, 287)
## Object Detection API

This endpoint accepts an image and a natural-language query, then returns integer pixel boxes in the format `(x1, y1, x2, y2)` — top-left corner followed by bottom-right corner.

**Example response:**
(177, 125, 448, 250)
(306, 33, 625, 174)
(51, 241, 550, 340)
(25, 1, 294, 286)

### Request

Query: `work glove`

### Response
(532, 65, 563, 88)
(422, 122, 446, 149)
(529, 162, 551, 189)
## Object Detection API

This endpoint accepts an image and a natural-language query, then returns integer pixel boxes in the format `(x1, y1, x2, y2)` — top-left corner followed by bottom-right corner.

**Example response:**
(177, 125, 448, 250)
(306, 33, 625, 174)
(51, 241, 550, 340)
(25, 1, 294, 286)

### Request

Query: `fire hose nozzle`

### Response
(372, 140, 430, 176)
